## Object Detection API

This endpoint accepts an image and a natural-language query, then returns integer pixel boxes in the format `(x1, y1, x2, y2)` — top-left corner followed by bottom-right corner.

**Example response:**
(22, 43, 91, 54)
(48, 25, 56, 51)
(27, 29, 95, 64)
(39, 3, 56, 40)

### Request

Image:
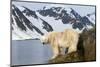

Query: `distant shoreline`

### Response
(12, 38, 40, 41)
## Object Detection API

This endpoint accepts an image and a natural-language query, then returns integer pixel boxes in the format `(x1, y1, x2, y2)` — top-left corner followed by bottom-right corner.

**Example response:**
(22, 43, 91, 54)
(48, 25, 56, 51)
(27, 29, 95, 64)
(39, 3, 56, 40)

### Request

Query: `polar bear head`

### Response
(40, 34, 49, 45)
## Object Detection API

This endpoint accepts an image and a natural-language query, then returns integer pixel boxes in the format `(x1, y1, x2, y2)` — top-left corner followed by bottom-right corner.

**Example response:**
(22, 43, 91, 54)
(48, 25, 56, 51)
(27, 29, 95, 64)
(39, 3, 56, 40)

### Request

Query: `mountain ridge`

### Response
(12, 4, 95, 40)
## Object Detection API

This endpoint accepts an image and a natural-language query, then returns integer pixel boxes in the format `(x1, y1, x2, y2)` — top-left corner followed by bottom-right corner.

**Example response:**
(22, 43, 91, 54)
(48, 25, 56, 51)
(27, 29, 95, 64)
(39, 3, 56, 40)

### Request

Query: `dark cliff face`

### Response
(78, 27, 96, 61)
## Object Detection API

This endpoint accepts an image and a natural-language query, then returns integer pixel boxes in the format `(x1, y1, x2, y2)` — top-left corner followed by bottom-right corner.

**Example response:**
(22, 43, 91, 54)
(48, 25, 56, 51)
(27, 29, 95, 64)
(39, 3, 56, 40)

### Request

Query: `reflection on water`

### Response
(11, 40, 53, 66)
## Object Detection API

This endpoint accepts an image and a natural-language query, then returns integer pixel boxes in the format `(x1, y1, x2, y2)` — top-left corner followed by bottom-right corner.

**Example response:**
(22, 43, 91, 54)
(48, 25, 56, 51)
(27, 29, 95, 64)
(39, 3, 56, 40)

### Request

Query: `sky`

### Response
(12, 1, 95, 17)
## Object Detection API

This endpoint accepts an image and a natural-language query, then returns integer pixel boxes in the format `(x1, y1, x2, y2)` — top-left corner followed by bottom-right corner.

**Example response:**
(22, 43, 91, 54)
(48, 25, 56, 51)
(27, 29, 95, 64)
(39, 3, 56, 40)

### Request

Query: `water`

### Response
(11, 40, 53, 66)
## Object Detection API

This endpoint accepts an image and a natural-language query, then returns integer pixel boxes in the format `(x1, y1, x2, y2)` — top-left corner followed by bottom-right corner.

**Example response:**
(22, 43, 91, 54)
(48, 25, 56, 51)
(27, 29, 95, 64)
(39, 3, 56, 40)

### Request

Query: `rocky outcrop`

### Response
(49, 27, 96, 63)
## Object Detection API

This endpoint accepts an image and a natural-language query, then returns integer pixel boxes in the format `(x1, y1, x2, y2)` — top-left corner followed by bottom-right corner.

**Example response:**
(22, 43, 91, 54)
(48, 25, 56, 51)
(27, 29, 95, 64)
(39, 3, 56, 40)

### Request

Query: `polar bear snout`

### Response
(42, 42, 46, 45)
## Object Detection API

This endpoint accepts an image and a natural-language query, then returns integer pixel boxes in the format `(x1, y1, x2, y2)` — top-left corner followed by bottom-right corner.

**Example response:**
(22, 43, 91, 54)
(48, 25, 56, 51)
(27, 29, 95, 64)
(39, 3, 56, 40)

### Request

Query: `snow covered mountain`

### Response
(11, 3, 95, 40)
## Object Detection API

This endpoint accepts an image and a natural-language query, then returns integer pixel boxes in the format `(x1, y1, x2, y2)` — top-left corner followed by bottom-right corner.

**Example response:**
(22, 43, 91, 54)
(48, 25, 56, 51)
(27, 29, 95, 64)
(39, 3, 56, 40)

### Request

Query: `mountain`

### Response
(38, 7, 94, 30)
(11, 4, 95, 40)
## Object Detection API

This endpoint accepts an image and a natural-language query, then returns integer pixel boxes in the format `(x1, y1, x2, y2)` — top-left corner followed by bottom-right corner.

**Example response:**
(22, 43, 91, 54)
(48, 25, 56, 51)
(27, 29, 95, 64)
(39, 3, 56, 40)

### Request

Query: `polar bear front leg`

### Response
(68, 45, 77, 54)
(51, 45, 59, 59)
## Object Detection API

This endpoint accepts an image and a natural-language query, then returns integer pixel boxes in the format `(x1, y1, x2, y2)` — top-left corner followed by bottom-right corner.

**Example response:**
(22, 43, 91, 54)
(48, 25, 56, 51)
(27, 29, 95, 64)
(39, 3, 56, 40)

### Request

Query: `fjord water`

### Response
(11, 40, 53, 65)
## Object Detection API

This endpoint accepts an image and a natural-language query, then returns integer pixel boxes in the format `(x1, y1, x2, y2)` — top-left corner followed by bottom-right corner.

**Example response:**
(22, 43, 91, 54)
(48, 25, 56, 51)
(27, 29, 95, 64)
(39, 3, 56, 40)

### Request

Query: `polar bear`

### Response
(40, 29, 79, 59)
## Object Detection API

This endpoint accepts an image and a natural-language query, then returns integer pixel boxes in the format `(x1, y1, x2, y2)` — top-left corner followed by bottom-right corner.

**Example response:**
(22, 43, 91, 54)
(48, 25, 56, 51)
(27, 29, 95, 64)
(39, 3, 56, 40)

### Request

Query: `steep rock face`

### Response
(78, 27, 96, 61)
(11, 4, 95, 40)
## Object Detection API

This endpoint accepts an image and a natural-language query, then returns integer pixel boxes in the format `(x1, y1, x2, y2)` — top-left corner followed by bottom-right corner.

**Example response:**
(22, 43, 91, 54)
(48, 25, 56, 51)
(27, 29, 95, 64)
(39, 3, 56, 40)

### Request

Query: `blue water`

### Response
(11, 40, 53, 66)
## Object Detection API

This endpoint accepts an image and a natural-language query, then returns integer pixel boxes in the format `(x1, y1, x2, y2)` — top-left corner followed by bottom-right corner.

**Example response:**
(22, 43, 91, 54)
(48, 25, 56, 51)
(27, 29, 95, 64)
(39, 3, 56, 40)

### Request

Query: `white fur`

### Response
(40, 29, 79, 59)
